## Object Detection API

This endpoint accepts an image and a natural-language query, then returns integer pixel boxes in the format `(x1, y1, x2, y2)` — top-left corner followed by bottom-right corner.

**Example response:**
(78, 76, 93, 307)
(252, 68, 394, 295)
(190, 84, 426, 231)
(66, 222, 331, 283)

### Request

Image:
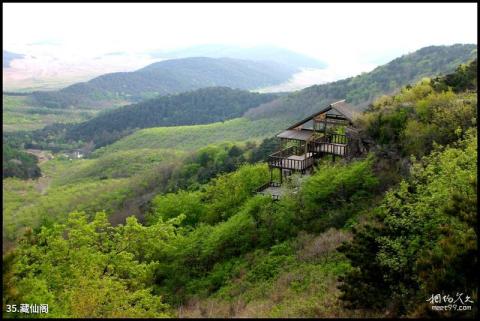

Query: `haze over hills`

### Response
(3, 45, 330, 93)
(3, 1, 478, 318)
(3, 50, 160, 92)
(29, 57, 297, 108)
(246, 44, 478, 123)
(3, 50, 25, 68)
(149, 44, 327, 69)
(17, 43, 477, 155)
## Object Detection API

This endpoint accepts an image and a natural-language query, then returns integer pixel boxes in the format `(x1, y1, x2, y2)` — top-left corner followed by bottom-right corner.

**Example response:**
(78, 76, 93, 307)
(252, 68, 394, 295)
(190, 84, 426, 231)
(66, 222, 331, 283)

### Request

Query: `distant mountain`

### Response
(64, 87, 280, 146)
(149, 44, 327, 69)
(29, 57, 297, 109)
(3, 50, 25, 68)
(245, 44, 478, 123)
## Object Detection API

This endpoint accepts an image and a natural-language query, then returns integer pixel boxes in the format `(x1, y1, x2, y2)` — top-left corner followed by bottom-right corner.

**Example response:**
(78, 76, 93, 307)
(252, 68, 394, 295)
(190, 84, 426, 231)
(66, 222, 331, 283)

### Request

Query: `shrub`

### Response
(299, 156, 379, 230)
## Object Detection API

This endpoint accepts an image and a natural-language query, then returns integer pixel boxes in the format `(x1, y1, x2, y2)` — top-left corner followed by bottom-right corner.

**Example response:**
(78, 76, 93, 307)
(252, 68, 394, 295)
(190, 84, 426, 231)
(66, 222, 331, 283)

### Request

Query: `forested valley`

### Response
(2, 50, 477, 318)
(4, 44, 476, 162)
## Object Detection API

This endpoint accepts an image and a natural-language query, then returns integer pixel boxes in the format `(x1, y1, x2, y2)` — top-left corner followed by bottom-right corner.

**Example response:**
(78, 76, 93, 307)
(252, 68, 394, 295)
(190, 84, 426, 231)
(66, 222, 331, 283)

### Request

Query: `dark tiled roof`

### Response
(276, 129, 315, 141)
(330, 100, 359, 122)
(287, 100, 358, 130)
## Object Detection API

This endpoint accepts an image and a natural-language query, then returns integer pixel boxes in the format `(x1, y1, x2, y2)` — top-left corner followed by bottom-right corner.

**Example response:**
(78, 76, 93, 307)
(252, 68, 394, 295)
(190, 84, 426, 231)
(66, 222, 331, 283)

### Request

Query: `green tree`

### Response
(4, 211, 177, 318)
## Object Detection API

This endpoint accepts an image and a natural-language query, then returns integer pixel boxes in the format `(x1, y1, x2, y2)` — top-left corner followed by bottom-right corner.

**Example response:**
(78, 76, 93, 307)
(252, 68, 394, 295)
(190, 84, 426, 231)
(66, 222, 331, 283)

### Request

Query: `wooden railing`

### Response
(268, 146, 315, 171)
(308, 133, 348, 156)
(268, 134, 349, 170)
(310, 142, 347, 156)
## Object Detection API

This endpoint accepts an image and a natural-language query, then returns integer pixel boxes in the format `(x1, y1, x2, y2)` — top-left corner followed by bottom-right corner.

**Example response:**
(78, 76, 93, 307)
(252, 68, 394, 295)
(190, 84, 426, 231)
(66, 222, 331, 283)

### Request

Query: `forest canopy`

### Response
(2, 57, 477, 318)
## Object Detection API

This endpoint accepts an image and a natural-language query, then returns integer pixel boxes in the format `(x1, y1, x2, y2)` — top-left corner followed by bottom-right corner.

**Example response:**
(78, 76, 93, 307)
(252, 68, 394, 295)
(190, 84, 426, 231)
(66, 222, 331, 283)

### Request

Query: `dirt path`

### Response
(35, 175, 52, 194)
(26, 149, 53, 165)
(25, 149, 53, 194)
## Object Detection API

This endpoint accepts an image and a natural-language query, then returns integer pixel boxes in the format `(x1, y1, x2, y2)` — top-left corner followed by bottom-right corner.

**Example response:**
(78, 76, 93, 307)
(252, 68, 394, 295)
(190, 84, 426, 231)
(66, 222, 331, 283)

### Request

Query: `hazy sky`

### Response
(3, 3, 477, 64)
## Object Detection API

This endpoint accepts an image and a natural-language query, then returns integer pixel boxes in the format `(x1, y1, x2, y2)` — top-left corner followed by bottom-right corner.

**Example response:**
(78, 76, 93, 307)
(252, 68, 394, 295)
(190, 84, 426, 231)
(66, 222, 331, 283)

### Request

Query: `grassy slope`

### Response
(63, 87, 279, 144)
(2, 94, 133, 132)
(3, 58, 476, 319)
(3, 148, 179, 244)
(93, 117, 288, 155)
(178, 229, 378, 318)
(2, 91, 284, 245)
(2, 95, 96, 132)
(3, 173, 133, 245)
(3, 117, 284, 245)
(46, 149, 185, 186)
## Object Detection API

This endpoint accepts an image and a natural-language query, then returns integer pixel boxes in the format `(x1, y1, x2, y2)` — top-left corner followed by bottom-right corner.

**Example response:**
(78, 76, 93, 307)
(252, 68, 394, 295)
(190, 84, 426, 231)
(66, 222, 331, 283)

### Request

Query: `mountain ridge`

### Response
(245, 43, 477, 123)
(29, 57, 297, 109)
(63, 87, 280, 146)
(148, 44, 327, 69)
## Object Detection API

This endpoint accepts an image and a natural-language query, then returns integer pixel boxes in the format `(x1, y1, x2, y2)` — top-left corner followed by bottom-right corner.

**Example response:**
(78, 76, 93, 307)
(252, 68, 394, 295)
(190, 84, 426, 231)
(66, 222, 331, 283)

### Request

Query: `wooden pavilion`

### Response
(256, 100, 359, 199)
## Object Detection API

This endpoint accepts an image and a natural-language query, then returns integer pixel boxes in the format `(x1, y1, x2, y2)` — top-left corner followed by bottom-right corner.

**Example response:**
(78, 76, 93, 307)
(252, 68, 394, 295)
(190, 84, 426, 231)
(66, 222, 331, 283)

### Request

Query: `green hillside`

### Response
(2, 55, 477, 318)
(30, 57, 297, 108)
(92, 118, 287, 155)
(3, 116, 287, 161)
(16, 44, 476, 155)
(3, 94, 97, 132)
(2, 135, 279, 247)
(64, 87, 279, 146)
(246, 44, 477, 122)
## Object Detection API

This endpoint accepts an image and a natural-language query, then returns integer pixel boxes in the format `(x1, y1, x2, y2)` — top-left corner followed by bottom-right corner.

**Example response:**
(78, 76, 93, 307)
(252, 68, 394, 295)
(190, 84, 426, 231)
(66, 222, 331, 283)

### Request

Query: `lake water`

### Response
(255, 62, 378, 93)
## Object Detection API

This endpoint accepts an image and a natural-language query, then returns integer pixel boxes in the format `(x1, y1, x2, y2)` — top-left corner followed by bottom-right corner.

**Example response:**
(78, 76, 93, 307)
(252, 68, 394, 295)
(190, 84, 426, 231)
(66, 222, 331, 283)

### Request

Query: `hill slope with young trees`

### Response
(16, 44, 475, 154)
(245, 43, 477, 123)
(63, 87, 279, 146)
(2, 57, 477, 318)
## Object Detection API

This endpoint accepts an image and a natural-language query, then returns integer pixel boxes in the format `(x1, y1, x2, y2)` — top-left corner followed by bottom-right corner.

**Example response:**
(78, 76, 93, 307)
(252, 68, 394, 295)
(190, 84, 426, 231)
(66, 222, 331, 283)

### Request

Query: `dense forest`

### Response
(7, 44, 475, 160)
(339, 59, 477, 317)
(3, 123, 85, 154)
(3, 57, 477, 318)
(29, 57, 296, 108)
(4, 88, 279, 152)
(2, 140, 41, 179)
(246, 44, 477, 122)
(64, 87, 279, 146)
(3, 134, 280, 244)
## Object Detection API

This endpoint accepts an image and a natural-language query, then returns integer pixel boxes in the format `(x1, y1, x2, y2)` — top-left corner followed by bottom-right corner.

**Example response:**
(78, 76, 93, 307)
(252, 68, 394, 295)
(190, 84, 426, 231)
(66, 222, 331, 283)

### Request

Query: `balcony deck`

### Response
(269, 152, 315, 170)
(267, 134, 349, 171)
(268, 145, 315, 171)
(311, 142, 347, 156)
